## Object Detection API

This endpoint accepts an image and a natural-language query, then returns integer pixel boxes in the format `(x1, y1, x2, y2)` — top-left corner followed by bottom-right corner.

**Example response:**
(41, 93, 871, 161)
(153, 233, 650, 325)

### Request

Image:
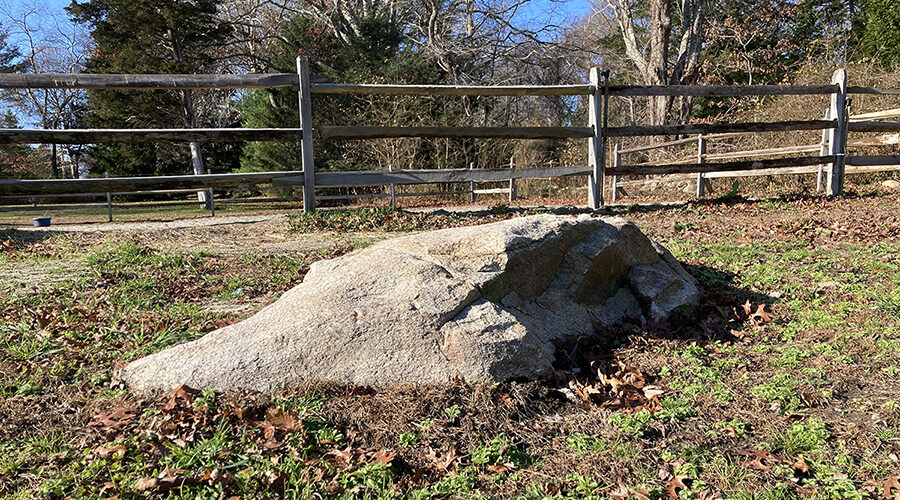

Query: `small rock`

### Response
(882, 179, 900, 190)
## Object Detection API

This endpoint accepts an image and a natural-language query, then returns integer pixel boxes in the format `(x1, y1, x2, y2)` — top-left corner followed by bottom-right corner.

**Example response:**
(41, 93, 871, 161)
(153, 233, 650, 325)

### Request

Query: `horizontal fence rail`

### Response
(0, 126, 594, 144)
(274, 165, 590, 188)
(848, 121, 900, 133)
(0, 171, 302, 196)
(608, 155, 834, 176)
(0, 128, 304, 144)
(607, 84, 839, 96)
(315, 126, 594, 140)
(0, 165, 588, 196)
(846, 155, 900, 166)
(0, 73, 327, 89)
(608, 120, 837, 137)
(309, 84, 594, 96)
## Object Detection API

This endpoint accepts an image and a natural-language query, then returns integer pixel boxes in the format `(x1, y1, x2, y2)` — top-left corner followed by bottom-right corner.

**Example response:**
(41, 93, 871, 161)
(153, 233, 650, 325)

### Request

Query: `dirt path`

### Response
(7, 213, 404, 257)
(10, 213, 283, 233)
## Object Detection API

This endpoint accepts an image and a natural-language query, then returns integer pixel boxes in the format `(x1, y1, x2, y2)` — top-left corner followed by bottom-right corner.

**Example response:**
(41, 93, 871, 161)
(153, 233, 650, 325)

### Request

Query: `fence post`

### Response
(508, 156, 517, 202)
(696, 134, 707, 197)
(296, 55, 316, 212)
(827, 69, 848, 196)
(817, 107, 831, 193)
(587, 67, 604, 209)
(388, 164, 396, 210)
(611, 142, 621, 202)
(105, 172, 112, 222)
(469, 162, 476, 203)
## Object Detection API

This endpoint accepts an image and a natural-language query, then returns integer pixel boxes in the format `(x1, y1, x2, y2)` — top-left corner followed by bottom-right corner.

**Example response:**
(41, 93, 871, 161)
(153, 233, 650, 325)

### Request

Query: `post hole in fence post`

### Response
(508, 157, 517, 202)
(696, 135, 707, 197)
(297, 55, 316, 212)
(827, 69, 848, 196)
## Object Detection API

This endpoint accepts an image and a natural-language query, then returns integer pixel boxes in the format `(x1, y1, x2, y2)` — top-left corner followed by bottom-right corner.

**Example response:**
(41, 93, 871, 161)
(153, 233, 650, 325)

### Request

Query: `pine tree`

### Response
(856, 0, 900, 67)
(239, 13, 446, 174)
(68, 0, 232, 177)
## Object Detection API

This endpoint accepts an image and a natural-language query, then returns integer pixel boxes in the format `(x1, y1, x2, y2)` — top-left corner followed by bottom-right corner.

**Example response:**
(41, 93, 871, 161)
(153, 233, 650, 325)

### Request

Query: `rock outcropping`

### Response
(123, 214, 698, 395)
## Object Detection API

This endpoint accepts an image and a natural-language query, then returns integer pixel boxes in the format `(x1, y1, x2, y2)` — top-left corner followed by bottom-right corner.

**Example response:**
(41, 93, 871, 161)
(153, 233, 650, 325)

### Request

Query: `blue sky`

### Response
(37, 0, 592, 34)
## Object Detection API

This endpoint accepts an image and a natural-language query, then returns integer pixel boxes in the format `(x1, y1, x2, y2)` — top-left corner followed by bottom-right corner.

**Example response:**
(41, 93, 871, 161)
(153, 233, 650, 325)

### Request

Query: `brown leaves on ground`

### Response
(1, 239, 14, 255)
(737, 300, 776, 330)
(742, 449, 781, 471)
(134, 467, 195, 493)
(85, 384, 404, 498)
(552, 289, 778, 412)
(665, 474, 691, 499)
(425, 445, 460, 473)
(88, 406, 136, 432)
(882, 475, 900, 499)
(555, 351, 664, 413)
(741, 449, 819, 483)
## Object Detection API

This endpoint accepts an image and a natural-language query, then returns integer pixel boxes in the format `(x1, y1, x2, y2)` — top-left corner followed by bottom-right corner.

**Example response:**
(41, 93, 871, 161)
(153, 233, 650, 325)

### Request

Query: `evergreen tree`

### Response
(68, 0, 233, 177)
(239, 14, 446, 174)
(856, 0, 900, 67)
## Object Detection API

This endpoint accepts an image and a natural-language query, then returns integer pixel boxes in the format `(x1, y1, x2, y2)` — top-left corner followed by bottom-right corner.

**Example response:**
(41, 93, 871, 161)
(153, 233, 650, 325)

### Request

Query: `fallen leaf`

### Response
(323, 479, 344, 494)
(162, 384, 195, 412)
(609, 481, 631, 500)
(666, 474, 691, 499)
(721, 426, 739, 438)
(134, 478, 158, 491)
(632, 485, 652, 500)
(426, 446, 459, 472)
(792, 456, 810, 475)
(326, 447, 354, 468)
(751, 304, 775, 326)
(265, 407, 304, 433)
(371, 449, 397, 464)
(89, 407, 137, 431)
(884, 475, 900, 500)
(743, 449, 779, 471)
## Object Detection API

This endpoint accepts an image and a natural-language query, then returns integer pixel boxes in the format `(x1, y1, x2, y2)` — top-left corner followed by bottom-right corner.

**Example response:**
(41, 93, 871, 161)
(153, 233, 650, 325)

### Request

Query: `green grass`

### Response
(4, 195, 900, 498)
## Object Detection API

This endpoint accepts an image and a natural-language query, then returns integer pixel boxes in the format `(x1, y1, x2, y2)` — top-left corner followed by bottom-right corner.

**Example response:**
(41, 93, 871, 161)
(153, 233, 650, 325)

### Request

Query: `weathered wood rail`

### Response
(1, 65, 898, 214)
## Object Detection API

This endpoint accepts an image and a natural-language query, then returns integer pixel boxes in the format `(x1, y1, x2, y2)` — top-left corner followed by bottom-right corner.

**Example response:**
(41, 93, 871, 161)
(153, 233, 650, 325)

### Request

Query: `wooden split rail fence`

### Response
(1, 65, 899, 214)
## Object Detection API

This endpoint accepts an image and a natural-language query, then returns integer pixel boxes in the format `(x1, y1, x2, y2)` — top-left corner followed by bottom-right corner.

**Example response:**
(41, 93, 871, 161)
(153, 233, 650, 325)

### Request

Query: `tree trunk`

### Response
(168, 28, 207, 204)
(612, 0, 707, 127)
(50, 143, 59, 179)
(184, 91, 208, 204)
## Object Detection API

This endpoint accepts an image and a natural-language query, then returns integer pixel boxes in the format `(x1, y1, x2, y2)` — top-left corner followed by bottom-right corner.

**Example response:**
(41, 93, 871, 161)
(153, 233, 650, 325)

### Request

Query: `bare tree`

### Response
(1, 0, 90, 178)
(607, 0, 706, 125)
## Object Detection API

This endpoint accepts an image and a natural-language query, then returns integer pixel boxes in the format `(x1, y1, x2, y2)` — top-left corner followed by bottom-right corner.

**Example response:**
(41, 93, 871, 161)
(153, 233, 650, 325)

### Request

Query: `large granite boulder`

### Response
(123, 214, 698, 395)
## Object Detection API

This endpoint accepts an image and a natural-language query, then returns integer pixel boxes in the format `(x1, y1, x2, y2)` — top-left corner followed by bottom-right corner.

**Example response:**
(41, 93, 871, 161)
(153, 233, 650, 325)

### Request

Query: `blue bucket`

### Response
(32, 217, 51, 227)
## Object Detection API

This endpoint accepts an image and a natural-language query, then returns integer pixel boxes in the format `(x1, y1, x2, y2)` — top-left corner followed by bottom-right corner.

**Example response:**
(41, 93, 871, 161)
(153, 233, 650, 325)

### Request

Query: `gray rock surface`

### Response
(122, 214, 699, 395)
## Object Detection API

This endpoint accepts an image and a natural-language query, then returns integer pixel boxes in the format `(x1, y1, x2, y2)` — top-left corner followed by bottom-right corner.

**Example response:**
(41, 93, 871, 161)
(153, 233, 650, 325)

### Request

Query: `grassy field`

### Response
(1, 189, 899, 499)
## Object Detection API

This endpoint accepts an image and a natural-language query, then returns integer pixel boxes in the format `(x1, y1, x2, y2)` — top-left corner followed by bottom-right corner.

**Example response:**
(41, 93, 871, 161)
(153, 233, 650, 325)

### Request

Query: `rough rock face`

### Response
(123, 214, 699, 395)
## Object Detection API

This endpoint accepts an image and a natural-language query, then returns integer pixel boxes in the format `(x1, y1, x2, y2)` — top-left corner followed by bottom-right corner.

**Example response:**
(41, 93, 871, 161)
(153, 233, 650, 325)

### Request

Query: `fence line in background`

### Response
(2, 63, 900, 215)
